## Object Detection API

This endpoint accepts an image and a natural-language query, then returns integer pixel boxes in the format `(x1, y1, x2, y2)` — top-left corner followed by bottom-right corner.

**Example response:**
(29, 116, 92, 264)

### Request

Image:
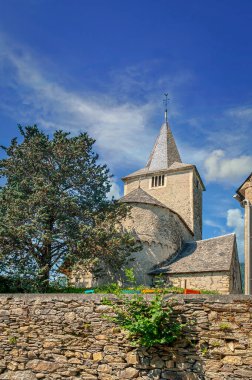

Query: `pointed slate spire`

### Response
(146, 122, 182, 171)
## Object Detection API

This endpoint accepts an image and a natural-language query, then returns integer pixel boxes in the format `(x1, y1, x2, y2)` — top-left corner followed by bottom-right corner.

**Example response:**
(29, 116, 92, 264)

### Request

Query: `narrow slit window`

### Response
(151, 175, 165, 188)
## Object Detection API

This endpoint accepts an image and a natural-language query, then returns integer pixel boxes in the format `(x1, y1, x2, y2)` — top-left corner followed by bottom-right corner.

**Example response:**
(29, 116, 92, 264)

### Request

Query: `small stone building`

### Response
(69, 119, 242, 294)
(149, 234, 241, 294)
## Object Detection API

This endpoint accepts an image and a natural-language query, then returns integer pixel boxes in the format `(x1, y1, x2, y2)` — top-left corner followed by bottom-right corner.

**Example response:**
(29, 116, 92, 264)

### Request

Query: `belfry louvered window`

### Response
(151, 175, 165, 187)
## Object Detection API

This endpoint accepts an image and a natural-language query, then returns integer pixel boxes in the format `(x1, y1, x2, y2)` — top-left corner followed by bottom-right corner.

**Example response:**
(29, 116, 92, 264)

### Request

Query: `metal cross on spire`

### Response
(163, 93, 169, 123)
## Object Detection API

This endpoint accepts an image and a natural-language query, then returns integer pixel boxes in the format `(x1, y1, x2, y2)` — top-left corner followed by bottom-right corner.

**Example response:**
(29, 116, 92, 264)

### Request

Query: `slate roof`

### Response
(121, 121, 205, 190)
(146, 122, 181, 171)
(119, 188, 167, 208)
(168, 162, 192, 170)
(149, 234, 236, 275)
(122, 121, 181, 179)
(123, 167, 149, 179)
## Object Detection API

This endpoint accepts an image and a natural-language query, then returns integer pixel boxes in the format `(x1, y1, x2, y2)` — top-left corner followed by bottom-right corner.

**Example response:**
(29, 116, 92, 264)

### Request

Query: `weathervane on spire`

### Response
(163, 93, 169, 123)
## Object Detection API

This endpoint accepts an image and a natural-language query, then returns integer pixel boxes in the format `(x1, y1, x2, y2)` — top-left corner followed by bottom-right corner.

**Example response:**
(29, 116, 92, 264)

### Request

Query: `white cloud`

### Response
(180, 144, 209, 169)
(204, 149, 252, 183)
(226, 106, 252, 122)
(0, 34, 198, 174)
(227, 208, 244, 235)
(204, 219, 225, 232)
(226, 208, 244, 261)
(0, 36, 158, 170)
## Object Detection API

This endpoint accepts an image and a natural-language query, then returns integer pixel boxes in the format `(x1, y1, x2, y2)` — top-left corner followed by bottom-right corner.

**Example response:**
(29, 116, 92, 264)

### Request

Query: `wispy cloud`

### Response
(226, 106, 252, 122)
(204, 219, 226, 233)
(0, 35, 161, 171)
(0, 35, 196, 176)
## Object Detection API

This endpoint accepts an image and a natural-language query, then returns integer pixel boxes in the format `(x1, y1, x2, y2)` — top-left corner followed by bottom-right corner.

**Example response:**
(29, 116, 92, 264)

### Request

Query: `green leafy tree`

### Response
(0, 125, 140, 291)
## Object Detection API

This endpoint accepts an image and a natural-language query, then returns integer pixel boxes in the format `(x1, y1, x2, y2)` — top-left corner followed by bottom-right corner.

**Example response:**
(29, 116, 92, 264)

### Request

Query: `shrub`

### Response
(0, 276, 38, 293)
(110, 294, 183, 347)
(95, 283, 122, 295)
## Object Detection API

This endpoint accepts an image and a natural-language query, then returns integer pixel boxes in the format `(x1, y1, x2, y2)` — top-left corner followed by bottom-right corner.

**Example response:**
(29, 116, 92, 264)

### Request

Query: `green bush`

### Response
(0, 276, 38, 293)
(47, 286, 85, 293)
(200, 289, 219, 294)
(94, 283, 122, 294)
(110, 294, 183, 347)
(162, 286, 184, 294)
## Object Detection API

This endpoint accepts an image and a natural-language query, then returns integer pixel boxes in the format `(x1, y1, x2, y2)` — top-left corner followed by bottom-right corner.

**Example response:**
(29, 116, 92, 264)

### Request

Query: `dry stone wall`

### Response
(166, 272, 231, 294)
(0, 294, 251, 380)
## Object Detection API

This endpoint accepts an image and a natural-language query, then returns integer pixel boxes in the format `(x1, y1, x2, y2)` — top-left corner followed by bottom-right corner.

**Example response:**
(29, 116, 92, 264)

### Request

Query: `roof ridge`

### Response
(122, 162, 194, 180)
(193, 233, 235, 243)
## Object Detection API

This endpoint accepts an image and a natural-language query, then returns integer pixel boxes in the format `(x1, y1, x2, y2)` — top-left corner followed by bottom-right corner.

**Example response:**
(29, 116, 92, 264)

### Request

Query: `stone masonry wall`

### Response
(0, 294, 251, 380)
(165, 272, 231, 294)
(124, 169, 195, 235)
(121, 203, 193, 285)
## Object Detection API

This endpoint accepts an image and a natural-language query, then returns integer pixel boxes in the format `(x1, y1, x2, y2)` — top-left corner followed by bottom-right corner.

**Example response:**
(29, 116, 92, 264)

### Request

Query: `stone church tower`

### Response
(119, 119, 205, 284)
(68, 115, 242, 294)
(122, 121, 205, 240)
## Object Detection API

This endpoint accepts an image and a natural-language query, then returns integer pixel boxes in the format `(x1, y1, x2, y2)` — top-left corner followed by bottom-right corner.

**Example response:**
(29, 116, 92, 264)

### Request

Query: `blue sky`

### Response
(1, 0, 252, 261)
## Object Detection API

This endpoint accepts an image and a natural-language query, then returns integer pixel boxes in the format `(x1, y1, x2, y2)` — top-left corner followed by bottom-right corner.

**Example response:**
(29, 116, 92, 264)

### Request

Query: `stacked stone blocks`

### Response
(0, 294, 251, 379)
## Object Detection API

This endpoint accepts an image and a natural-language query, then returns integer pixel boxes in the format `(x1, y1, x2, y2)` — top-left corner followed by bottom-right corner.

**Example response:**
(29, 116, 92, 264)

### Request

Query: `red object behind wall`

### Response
(184, 289, 201, 294)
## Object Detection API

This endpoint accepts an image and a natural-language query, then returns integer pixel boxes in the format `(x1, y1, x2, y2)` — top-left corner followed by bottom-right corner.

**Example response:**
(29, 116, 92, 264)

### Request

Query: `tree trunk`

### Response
(38, 242, 52, 292)
(38, 219, 53, 292)
(37, 263, 50, 292)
